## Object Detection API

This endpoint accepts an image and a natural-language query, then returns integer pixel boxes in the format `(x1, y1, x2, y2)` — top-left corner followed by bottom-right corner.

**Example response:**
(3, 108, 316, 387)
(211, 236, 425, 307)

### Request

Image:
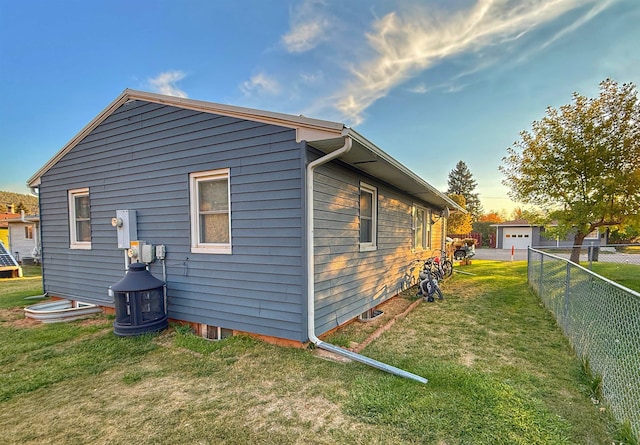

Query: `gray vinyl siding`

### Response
(312, 160, 431, 335)
(39, 100, 307, 341)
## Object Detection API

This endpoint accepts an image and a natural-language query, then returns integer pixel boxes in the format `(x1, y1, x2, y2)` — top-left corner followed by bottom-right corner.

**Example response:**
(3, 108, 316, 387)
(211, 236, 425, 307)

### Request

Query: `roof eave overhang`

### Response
(27, 90, 462, 213)
(308, 129, 464, 212)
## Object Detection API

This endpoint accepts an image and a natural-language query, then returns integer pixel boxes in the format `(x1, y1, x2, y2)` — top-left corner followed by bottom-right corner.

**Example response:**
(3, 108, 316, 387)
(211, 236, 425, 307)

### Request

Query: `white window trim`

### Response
(68, 187, 91, 250)
(190, 169, 232, 254)
(412, 204, 432, 251)
(359, 182, 377, 252)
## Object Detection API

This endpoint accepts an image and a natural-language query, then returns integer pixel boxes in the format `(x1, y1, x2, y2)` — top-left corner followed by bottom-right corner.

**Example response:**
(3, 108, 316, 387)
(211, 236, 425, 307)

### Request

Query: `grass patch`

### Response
(0, 265, 43, 309)
(345, 365, 571, 444)
(0, 323, 156, 402)
(0, 260, 632, 444)
(590, 262, 640, 292)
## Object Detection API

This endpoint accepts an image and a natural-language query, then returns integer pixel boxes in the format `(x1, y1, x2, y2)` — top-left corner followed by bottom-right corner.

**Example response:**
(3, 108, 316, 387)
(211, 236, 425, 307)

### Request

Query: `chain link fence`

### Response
(533, 243, 640, 269)
(528, 247, 640, 439)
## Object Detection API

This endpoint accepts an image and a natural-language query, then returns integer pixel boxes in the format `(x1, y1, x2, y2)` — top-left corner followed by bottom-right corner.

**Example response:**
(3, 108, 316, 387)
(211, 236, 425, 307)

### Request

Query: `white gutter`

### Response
(306, 135, 428, 384)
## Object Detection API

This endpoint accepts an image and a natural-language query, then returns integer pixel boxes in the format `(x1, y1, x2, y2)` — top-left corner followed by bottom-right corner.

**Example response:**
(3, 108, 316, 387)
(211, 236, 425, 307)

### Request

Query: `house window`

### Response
(68, 188, 91, 249)
(25, 226, 33, 240)
(585, 229, 599, 239)
(359, 183, 377, 251)
(413, 205, 431, 251)
(190, 169, 231, 254)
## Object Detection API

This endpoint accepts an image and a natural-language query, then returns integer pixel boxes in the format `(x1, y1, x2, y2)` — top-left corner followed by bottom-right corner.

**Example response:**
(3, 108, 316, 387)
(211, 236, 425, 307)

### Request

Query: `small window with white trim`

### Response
(359, 183, 377, 251)
(68, 188, 91, 249)
(413, 205, 431, 251)
(585, 229, 599, 239)
(190, 169, 231, 254)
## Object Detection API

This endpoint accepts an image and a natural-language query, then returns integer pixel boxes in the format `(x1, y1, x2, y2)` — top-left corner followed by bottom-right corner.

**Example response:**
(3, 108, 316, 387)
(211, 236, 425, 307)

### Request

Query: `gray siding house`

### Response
(27, 89, 460, 344)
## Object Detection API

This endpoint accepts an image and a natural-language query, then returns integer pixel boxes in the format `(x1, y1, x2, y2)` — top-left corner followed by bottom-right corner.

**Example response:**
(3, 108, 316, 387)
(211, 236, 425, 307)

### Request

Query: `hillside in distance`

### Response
(0, 190, 39, 214)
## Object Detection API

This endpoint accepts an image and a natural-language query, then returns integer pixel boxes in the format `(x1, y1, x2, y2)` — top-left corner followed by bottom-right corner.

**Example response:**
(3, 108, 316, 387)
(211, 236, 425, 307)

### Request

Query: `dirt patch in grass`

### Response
(313, 348, 353, 363)
(244, 389, 357, 436)
(323, 290, 420, 352)
(323, 293, 419, 346)
(0, 307, 32, 325)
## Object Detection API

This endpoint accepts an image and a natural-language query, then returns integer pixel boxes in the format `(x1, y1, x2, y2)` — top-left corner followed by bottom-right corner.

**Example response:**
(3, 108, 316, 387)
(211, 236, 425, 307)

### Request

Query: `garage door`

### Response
(502, 227, 532, 250)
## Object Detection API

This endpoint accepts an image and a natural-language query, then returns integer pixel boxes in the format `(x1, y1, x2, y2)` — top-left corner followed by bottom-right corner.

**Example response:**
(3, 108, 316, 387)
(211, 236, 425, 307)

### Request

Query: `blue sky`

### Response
(1, 0, 639, 214)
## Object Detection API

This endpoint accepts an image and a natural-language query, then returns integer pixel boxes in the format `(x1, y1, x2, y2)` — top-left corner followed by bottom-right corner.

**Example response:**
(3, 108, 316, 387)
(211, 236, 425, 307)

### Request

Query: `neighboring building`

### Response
(0, 221, 7, 248)
(27, 89, 461, 344)
(493, 220, 605, 250)
(6, 212, 40, 264)
(0, 204, 16, 247)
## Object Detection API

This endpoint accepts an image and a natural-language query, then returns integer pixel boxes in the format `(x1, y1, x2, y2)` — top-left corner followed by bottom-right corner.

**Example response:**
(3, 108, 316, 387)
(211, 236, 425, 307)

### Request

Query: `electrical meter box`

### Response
(141, 244, 155, 263)
(112, 210, 137, 249)
(128, 240, 144, 260)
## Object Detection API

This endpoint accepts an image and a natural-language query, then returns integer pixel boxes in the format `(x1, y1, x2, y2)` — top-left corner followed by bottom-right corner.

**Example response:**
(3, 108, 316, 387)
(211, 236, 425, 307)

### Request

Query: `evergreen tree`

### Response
(447, 161, 483, 220)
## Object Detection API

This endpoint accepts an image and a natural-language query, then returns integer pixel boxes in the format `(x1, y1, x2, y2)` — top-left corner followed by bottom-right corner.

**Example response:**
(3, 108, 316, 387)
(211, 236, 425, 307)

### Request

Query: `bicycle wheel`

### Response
(442, 259, 453, 278)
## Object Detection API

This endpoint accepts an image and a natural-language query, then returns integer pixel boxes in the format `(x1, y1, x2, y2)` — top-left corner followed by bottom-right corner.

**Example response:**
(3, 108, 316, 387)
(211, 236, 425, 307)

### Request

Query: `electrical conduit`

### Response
(305, 134, 428, 384)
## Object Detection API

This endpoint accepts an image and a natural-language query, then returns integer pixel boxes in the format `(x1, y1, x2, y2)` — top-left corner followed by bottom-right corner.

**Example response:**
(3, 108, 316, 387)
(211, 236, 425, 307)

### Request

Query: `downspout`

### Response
(306, 135, 428, 384)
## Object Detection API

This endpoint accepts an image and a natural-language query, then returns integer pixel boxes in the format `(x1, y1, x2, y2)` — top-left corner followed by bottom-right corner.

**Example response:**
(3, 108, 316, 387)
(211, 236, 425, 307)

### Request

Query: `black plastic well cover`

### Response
(111, 262, 165, 292)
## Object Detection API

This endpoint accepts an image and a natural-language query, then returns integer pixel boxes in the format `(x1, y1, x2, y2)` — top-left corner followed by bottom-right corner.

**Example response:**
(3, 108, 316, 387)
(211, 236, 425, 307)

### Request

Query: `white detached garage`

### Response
(492, 220, 605, 250)
(501, 226, 532, 249)
(492, 220, 534, 250)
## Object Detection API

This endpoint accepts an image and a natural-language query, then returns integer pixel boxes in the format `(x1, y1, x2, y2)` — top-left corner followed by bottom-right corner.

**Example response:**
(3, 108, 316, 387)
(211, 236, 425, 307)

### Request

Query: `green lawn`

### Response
(0, 261, 631, 444)
(0, 265, 43, 309)
(590, 262, 640, 293)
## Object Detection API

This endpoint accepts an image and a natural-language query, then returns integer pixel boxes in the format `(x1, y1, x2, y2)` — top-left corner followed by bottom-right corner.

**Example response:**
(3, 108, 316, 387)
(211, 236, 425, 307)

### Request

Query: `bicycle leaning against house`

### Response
(399, 250, 453, 302)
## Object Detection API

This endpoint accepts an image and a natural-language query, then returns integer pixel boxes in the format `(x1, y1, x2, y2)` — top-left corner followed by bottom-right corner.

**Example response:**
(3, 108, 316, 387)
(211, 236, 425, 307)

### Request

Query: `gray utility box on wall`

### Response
(112, 209, 137, 249)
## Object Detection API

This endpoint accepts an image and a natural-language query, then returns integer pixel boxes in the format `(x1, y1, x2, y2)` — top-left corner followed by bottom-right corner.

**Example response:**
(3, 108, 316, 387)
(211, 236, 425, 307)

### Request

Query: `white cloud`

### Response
(282, 0, 333, 53)
(408, 83, 429, 94)
(148, 71, 188, 98)
(539, 0, 615, 50)
(240, 72, 281, 96)
(299, 70, 324, 85)
(335, 0, 612, 125)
